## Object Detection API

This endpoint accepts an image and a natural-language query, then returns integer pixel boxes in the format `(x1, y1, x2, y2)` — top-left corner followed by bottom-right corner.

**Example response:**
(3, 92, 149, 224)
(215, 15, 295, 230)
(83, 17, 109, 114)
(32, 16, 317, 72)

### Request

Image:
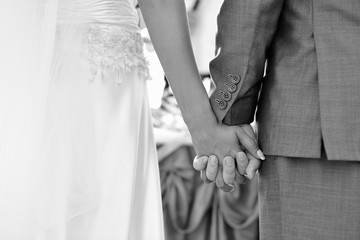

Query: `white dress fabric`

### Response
(0, 0, 164, 239)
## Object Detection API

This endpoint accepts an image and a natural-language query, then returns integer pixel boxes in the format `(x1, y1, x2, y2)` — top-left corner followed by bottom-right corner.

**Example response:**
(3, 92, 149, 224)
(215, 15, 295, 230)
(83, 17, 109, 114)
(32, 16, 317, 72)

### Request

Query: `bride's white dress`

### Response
(0, 0, 164, 239)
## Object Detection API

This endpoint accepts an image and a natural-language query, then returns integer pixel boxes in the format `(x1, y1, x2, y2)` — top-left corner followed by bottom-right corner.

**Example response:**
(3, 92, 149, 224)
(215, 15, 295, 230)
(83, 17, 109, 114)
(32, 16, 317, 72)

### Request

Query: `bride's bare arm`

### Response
(139, 0, 263, 188)
(139, 0, 211, 126)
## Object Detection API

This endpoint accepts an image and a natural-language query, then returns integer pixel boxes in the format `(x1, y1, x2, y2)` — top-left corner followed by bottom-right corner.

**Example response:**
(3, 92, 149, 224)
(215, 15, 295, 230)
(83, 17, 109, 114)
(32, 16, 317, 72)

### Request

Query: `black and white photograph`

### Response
(0, 0, 359, 239)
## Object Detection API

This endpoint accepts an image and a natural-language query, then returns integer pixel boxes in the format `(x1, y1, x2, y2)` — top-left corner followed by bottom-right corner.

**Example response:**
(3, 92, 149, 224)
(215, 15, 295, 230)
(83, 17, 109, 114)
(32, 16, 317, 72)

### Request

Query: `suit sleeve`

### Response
(209, 0, 284, 125)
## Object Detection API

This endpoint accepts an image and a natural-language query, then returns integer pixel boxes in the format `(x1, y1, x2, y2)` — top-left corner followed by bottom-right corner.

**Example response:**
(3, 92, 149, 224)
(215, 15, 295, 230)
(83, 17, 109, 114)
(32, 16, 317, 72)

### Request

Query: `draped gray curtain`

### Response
(159, 146, 259, 240)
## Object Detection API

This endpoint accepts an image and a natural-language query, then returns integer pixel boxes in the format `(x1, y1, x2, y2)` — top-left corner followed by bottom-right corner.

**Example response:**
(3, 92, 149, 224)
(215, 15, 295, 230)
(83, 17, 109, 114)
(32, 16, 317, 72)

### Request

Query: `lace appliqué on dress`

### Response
(85, 24, 150, 83)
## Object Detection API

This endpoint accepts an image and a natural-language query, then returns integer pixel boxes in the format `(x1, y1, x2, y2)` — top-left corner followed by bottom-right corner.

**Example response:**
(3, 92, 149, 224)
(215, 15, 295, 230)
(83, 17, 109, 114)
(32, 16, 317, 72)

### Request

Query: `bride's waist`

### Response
(58, 5, 139, 31)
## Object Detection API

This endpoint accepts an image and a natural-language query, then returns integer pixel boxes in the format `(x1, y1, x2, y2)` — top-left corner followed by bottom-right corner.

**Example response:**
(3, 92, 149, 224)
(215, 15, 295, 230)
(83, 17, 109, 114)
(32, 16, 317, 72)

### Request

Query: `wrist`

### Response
(183, 104, 218, 135)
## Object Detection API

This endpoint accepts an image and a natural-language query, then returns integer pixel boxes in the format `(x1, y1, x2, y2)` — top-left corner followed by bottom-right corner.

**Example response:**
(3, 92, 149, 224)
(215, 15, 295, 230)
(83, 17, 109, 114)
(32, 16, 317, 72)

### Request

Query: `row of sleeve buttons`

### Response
(215, 73, 241, 110)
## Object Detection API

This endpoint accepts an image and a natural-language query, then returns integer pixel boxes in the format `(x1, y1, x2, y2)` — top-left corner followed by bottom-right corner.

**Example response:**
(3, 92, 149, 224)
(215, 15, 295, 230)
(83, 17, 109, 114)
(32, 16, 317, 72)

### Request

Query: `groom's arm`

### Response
(210, 0, 284, 125)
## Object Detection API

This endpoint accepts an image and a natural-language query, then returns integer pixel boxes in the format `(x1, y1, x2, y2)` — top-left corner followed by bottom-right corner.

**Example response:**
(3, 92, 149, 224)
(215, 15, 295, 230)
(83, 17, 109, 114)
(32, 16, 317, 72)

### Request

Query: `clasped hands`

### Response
(190, 122, 265, 192)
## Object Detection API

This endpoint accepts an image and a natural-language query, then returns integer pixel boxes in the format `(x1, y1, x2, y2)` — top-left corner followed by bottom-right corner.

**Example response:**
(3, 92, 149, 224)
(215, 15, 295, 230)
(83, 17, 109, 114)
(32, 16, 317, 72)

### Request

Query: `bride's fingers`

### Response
(206, 155, 218, 182)
(193, 155, 208, 171)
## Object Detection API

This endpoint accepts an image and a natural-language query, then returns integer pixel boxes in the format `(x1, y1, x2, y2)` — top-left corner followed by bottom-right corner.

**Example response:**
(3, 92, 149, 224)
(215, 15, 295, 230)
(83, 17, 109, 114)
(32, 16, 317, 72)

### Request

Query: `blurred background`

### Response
(139, 1, 260, 239)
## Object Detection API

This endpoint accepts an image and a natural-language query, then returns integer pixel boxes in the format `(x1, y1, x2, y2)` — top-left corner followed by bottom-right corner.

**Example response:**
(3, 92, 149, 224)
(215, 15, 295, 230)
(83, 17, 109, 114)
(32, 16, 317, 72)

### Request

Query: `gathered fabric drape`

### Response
(159, 146, 259, 240)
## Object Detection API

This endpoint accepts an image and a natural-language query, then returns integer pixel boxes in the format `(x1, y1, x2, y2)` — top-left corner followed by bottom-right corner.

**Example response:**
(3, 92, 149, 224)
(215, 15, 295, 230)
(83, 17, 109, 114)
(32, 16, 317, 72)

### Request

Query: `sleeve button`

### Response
(224, 82, 237, 93)
(227, 73, 241, 84)
(215, 99, 227, 110)
(219, 90, 231, 101)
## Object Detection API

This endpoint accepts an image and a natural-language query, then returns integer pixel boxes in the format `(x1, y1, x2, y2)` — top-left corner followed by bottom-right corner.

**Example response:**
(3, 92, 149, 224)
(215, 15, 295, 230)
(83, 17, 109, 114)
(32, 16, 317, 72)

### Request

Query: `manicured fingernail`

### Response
(257, 150, 266, 160)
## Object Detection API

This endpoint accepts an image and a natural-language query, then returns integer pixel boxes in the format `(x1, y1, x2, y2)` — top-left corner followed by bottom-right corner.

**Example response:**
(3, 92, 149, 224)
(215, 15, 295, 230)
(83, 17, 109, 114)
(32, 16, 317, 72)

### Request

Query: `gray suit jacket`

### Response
(209, 0, 360, 161)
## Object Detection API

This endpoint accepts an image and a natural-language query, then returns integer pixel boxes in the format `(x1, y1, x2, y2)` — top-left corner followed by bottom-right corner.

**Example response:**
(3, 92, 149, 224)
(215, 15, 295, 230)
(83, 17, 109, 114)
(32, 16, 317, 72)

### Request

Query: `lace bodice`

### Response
(85, 24, 149, 83)
(57, 0, 149, 83)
